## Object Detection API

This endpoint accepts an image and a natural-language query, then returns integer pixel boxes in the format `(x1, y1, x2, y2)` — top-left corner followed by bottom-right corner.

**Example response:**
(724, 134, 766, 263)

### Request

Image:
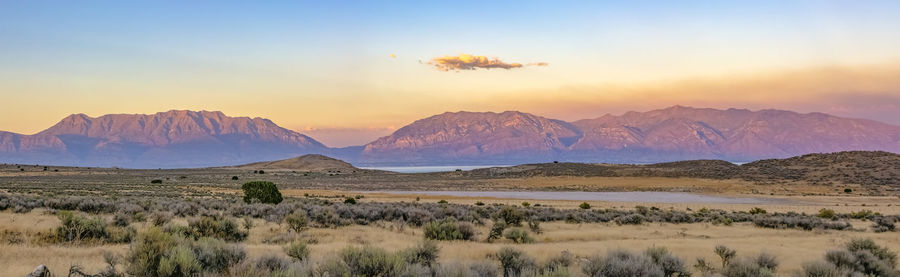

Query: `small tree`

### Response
(241, 181, 283, 204)
(579, 202, 592, 210)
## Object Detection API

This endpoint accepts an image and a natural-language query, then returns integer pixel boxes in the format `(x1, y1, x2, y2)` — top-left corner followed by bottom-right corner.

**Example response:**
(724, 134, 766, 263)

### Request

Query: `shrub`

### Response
(475, 201, 485, 206)
(231, 176, 239, 180)
(255, 254, 290, 271)
(818, 209, 836, 219)
(844, 188, 853, 193)
(721, 259, 775, 277)
(150, 212, 172, 227)
(284, 240, 310, 261)
(126, 228, 179, 276)
(579, 202, 591, 209)
(816, 238, 899, 277)
(487, 221, 507, 242)
(424, 218, 475, 241)
(498, 206, 524, 226)
(521, 202, 530, 207)
(400, 240, 440, 267)
(715, 245, 737, 268)
(188, 216, 248, 242)
(581, 250, 664, 277)
(644, 247, 689, 277)
(344, 197, 357, 204)
(193, 237, 245, 272)
(496, 247, 536, 277)
(340, 245, 406, 277)
(241, 181, 283, 204)
(503, 228, 534, 244)
(150, 179, 163, 184)
(527, 218, 542, 234)
(749, 207, 767, 215)
(113, 211, 132, 227)
(872, 217, 896, 233)
(56, 211, 108, 242)
(158, 245, 202, 276)
(545, 251, 575, 273)
(799, 261, 846, 277)
(615, 214, 646, 225)
(438, 199, 448, 204)
(284, 211, 308, 233)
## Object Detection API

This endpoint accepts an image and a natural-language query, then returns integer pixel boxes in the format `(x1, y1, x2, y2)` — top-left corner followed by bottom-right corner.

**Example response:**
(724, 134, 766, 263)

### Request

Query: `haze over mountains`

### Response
(0, 106, 898, 168)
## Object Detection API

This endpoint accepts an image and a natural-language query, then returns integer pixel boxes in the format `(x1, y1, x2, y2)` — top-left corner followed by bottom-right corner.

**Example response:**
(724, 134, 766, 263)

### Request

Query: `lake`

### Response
(368, 190, 782, 204)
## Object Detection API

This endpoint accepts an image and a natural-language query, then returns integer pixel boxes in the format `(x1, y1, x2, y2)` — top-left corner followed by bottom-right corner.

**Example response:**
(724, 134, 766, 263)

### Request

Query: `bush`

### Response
(126, 228, 246, 276)
(799, 261, 846, 277)
(56, 211, 107, 242)
(644, 247, 689, 277)
(284, 211, 308, 233)
(721, 259, 775, 277)
(749, 207, 767, 215)
(814, 238, 899, 277)
(818, 209, 836, 219)
(344, 197, 357, 204)
(241, 181, 283, 204)
(498, 206, 524, 226)
(424, 218, 475, 241)
(193, 237, 246, 272)
(340, 245, 406, 277)
(582, 250, 664, 277)
(231, 176, 239, 180)
(496, 247, 536, 277)
(579, 202, 591, 209)
(715, 245, 737, 268)
(872, 216, 896, 233)
(487, 221, 507, 242)
(188, 216, 248, 242)
(284, 240, 309, 261)
(615, 214, 645, 225)
(150, 179, 163, 184)
(503, 228, 534, 244)
(400, 240, 440, 267)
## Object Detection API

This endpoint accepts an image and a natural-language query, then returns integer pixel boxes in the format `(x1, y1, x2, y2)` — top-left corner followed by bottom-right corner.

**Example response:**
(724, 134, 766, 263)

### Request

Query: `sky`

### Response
(1, 1, 899, 147)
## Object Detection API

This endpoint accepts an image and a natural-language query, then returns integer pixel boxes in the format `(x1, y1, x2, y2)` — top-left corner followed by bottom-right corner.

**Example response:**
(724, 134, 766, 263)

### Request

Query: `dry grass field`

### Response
(2, 210, 899, 276)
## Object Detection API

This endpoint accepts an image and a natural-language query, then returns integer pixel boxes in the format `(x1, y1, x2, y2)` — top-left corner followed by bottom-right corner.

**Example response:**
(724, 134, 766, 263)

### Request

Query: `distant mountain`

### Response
(1, 107, 898, 168)
(0, 110, 327, 168)
(235, 154, 358, 172)
(361, 111, 582, 163)
(359, 106, 900, 165)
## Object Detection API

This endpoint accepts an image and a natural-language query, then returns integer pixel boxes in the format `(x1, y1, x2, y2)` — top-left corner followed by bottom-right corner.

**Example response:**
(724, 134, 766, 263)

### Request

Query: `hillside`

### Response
(235, 154, 359, 172)
(461, 151, 900, 188)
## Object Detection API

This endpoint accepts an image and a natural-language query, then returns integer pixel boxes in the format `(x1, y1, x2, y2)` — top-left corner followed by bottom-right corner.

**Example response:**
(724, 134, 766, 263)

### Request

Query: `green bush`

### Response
(423, 218, 475, 241)
(344, 197, 357, 204)
(487, 221, 507, 242)
(284, 211, 308, 233)
(503, 228, 534, 244)
(749, 207, 767, 215)
(284, 240, 309, 261)
(56, 211, 107, 242)
(498, 206, 524, 226)
(818, 209, 836, 219)
(241, 181, 283, 204)
(188, 216, 248, 242)
(126, 228, 246, 276)
(150, 179, 163, 184)
(579, 202, 591, 209)
(582, 250, 664, 277)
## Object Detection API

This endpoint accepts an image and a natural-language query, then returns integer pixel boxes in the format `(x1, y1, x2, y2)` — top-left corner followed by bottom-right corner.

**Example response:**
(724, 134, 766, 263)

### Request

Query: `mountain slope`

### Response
(361, 106, 900, 164)
(361, 111, 582, 163)
(0, 110, 327, 168)
(236, 154, 358, 172)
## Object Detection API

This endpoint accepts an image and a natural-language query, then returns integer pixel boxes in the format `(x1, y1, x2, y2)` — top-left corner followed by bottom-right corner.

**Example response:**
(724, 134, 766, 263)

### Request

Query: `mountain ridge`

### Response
(1, 106, 898, 168)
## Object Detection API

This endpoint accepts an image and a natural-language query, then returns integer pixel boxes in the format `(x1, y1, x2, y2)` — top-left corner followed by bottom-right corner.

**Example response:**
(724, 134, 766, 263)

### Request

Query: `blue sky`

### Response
(1, 1, 899, 146)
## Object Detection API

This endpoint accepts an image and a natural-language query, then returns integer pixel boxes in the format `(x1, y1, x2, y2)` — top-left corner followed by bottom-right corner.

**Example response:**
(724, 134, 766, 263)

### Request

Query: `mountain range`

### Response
(0, 106, 898, 168)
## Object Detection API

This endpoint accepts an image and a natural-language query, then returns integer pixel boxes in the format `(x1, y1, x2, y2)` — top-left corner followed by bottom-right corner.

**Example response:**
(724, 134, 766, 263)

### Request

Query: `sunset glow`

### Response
(1, 1, 898, 147)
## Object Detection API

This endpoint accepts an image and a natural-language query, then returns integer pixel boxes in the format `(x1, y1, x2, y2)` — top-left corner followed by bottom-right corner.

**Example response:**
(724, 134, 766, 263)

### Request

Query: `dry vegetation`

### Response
(0, 151, 898, 276)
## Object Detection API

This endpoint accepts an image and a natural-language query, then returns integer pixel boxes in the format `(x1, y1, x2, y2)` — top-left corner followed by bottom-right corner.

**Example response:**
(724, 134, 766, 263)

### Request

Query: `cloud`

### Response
(428, 54, 546, 71)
